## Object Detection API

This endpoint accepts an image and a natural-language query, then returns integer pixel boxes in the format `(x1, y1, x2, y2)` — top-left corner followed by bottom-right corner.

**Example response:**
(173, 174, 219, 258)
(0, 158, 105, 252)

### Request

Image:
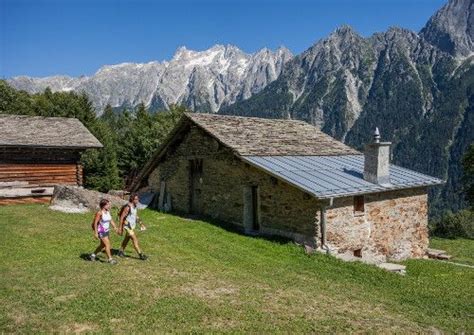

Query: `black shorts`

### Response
(98, 231, 109, 239)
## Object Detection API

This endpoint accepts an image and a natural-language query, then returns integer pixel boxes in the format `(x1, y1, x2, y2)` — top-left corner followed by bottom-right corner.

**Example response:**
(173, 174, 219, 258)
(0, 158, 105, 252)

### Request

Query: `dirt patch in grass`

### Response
(53, 294, 78, 302)
(60, 322, 97, 333)
(7, 310, 27, 327)
(181, 280, 239, 299)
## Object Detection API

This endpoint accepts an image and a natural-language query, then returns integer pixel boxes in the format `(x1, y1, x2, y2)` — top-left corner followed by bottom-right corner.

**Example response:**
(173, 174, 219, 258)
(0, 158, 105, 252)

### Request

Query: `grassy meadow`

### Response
(0, 204, 473, 333)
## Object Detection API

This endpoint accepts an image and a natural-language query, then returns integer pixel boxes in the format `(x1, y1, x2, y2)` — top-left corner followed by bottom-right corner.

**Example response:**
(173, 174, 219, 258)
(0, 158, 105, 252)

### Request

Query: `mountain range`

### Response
(7, 45, 292, 113)
(6, 0, 473, 215)
(221, 0, 473, 215)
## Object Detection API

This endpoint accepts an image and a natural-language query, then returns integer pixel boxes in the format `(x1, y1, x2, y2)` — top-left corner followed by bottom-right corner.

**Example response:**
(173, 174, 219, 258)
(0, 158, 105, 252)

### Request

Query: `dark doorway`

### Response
(244, 185, 260, 232)
(189, 159, 203, 214)
(251, 186, 259, 231)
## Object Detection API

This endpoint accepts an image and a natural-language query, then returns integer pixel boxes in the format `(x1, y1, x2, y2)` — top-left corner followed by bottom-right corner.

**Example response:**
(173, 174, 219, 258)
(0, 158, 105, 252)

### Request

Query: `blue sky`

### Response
(1, 0, 445, 78)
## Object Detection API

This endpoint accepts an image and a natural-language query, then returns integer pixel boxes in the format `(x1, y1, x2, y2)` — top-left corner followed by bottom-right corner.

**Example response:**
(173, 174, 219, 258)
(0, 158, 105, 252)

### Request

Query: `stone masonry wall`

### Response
(145, 125, 320, 246)
(143, 125, 429, 260)
(324, 188, 429, 261)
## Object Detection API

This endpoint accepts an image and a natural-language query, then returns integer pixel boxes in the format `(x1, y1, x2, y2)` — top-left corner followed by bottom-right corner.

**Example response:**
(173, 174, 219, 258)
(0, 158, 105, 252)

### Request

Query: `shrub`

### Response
(429, 210, 474, 239)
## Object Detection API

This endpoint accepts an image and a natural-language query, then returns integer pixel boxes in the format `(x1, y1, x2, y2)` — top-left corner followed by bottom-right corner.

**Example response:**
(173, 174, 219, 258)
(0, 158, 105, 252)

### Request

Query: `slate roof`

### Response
(243, 155, 444, 199)
(186, 113, 359, 156)
(0, 114, 103, 149)
(131, 113, 443, 196)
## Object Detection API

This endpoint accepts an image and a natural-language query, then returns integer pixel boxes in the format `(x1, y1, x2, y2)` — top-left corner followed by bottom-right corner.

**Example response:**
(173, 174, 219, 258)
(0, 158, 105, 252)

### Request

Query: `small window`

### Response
(353, 249, 362, 258)
(269, 176, 278, 186)
(353, 195, 365, 214)
(190, 159, 203, 176)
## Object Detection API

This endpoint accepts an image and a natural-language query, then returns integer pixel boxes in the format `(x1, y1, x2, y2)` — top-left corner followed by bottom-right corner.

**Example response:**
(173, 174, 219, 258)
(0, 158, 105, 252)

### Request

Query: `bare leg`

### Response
(102, 237, 112, 260)
(120, 235, 130, 251)
(130, 234, 142, 255)
(94, 241, 105, 255)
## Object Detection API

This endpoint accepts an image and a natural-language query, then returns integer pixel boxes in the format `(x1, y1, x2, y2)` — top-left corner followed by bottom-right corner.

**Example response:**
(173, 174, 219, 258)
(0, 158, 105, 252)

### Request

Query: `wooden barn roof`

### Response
(186, 113, 359, 156)
(0, 114, 103, 149)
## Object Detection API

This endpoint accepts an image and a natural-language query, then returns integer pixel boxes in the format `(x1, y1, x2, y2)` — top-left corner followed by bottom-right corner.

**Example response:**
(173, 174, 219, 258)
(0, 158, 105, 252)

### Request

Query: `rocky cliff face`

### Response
(7, 45, 292, 113)
(420, 0, 473, 57)
(221, 0, 474, 215)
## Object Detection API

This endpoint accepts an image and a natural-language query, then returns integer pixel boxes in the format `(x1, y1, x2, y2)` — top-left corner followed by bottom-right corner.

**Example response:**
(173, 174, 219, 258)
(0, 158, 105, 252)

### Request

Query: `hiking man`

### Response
(118, 193, 148, 260)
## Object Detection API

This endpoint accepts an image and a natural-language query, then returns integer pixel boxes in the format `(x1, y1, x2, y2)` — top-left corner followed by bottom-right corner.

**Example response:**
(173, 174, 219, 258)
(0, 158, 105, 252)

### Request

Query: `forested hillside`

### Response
(221, 0, 474, 217)
(0, 80, 184, 192)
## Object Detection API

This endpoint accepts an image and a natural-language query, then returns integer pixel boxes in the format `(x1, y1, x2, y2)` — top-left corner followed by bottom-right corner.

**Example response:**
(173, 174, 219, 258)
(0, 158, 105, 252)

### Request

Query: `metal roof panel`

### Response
(242, 155, 444, 198)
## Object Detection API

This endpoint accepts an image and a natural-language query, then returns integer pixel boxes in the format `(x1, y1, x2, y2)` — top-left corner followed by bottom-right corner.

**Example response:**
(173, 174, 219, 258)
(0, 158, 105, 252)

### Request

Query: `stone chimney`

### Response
(363, 128, 391, 185)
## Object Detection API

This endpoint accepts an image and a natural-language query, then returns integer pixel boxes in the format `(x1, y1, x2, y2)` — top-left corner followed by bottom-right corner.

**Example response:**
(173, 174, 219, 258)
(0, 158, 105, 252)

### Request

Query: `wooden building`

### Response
(0, 115, 102, 205)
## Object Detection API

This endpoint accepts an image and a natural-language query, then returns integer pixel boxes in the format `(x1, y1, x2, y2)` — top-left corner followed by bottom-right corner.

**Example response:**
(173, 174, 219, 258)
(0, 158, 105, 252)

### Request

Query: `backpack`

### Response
(118, 204, 131, 223)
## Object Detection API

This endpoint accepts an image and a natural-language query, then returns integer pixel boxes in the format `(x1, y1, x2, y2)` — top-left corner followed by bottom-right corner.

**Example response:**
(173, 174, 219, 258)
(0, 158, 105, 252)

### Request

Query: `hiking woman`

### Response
(118, 193, 148, 260)
(90, 199, 118, 264)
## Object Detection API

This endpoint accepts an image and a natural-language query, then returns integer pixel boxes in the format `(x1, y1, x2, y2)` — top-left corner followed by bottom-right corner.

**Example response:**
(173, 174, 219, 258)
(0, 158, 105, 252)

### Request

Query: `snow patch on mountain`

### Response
(7, 44, 292, 114)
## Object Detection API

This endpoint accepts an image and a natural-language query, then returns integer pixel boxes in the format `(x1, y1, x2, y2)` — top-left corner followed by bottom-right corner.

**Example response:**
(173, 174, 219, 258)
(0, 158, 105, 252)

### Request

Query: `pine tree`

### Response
(101, 104, 116, 126)
(81, 120, 122, 192)
(462, 144, 474, 209)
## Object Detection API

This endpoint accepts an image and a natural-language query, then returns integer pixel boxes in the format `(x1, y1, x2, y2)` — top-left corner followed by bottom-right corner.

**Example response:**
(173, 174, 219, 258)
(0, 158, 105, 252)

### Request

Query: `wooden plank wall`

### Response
(0, 163, 80, 186)
(0, 147, 81, 163)
(0, 196, 51, 206)
(0, 147, 86, 204)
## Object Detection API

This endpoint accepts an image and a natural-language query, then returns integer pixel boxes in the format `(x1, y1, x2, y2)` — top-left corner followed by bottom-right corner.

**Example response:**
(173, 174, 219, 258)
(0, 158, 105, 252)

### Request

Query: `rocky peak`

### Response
(276, 46, 293, 58)
(172, 46, 190, 60)
(292, 25, 366, 73)
(371, 27, 420, 51)
(333, 24, 356, 37)
(420, 0, 473, 57)
(321, 25, 364, 50)
(8, 44, 292, 113)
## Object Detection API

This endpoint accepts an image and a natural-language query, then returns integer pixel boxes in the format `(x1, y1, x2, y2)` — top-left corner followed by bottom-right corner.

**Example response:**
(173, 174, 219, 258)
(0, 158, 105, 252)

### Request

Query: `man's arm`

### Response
(111, 218, 119, 233)
(119, 206, 130, 229)
(137, 210, 146, 229)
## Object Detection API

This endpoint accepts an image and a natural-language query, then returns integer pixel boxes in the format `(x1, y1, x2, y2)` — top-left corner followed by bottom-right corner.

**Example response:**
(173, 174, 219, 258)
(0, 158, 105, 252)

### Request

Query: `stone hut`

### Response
(131, 113, 443, 261)
(0, 114, 102, 204)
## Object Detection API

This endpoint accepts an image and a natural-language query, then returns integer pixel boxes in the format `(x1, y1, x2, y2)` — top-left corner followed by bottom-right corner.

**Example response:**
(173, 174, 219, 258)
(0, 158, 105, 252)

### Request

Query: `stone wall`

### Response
(142, 125, 429, 260)
(324, 188, 429, 261)
(144, 125, 320, 246)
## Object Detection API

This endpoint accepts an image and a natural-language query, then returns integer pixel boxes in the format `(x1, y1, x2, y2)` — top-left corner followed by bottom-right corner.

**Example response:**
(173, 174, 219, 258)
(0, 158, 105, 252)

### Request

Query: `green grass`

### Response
(430, 237, 474, 266)
(0, 204, 473, 333)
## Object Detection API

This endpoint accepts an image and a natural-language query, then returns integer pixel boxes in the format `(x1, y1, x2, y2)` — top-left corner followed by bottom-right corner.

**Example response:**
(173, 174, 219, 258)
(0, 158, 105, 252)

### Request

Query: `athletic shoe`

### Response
(118, 250, 126, 258)
(89, 254, 96, 261)
(108, 258, 118, 265)
(139, 253, 148, 261)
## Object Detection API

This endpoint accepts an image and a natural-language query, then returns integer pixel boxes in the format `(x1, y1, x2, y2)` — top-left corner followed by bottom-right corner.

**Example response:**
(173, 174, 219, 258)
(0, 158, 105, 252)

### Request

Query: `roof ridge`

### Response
(0, 114, 80, 121)
(185, 112, 313, 125)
